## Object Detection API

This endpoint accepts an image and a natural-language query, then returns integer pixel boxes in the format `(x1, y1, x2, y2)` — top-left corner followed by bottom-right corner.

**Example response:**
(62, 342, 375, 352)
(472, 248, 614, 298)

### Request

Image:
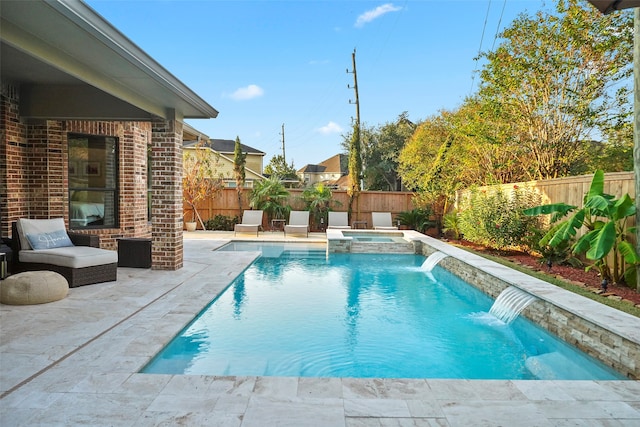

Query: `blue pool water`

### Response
(142, 244, 625, 380)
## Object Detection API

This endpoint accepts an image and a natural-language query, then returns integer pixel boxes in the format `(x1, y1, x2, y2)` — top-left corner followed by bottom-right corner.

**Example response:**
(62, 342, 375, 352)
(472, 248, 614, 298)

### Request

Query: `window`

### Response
(68, 133, 118, 229)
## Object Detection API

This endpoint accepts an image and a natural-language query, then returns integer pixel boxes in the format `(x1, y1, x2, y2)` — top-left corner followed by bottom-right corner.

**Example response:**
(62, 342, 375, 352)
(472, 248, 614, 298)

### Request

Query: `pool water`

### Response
(142, 248, 625, 380)
(342, 231, 407, 243)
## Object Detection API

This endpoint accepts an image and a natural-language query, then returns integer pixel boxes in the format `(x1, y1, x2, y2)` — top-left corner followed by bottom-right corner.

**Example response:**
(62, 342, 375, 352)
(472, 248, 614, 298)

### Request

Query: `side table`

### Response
(271, 219, 286, 232)
(117, 238, 152, 268)
(352, 220, 368, 229)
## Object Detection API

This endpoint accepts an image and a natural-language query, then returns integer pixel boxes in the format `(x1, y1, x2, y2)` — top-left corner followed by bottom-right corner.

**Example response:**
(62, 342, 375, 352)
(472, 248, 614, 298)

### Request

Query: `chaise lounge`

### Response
(327, 212, 351, 229)
(234, 210, 264, 237)
(372, 212, 399, 230)
(11, 218, 117, 287)
(284, 211, 309, 237)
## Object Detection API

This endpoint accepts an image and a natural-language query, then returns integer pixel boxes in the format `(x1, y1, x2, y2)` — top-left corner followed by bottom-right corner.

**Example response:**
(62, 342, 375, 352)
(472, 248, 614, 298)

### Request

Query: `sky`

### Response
(86, 0, 544, 169)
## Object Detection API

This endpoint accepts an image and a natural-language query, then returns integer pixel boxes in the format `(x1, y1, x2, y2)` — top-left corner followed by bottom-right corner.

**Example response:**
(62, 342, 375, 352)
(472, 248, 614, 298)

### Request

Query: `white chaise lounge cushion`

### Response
(16, 218, 68, 250)
(19, 246, 117, 269)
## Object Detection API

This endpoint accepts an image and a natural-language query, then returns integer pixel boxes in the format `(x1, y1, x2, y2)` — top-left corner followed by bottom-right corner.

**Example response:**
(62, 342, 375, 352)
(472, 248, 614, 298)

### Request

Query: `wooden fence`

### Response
(455, 171, 635, 209)
(186, 172, 636, 231)
(184, 189, 416, 230)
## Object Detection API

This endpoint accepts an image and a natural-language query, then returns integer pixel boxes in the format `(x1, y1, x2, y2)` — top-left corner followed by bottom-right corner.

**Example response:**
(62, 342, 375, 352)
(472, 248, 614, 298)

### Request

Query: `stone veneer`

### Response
(327, 229, 640, 379)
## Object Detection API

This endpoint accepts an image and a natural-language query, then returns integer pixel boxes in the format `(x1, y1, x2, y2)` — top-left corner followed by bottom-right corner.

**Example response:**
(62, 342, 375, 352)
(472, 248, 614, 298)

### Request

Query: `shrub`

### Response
(396, 208, 434, 233)
(442, 211, 461, 240)
(204, 214, 239, 231)
(458, 185, 542, 251)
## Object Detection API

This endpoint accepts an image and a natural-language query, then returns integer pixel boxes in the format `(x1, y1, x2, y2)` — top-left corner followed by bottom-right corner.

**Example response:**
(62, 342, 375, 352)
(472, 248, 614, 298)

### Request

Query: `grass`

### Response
(454, 245, 640, 318)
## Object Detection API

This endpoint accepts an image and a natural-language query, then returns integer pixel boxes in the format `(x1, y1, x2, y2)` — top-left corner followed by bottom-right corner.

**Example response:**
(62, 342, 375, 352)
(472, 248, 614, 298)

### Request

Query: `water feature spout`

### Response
(421, 251, 449, 272)
(489, 286, 537, 324)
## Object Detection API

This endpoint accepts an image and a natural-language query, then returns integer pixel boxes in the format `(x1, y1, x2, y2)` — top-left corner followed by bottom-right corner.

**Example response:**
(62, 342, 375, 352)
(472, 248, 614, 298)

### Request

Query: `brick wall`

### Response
(1, 83, 28, 238)
(151, 118, 183, 270)
(0, 83, 179, 267)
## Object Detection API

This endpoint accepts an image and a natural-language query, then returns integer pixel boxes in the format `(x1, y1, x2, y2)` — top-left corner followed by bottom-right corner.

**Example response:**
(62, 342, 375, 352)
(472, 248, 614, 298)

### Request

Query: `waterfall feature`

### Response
(421, 251, 449, 272)
(489, 286, 537, 324)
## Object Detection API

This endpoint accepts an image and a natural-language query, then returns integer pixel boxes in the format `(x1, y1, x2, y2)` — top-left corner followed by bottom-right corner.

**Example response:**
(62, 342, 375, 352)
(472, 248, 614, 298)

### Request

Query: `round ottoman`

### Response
(1, 271, 69, 305)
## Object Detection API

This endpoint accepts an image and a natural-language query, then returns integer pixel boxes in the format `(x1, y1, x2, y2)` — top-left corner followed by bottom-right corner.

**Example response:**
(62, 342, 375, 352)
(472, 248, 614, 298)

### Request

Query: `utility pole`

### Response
(347, 48, 363, 191)
(280, 123, 286, 163)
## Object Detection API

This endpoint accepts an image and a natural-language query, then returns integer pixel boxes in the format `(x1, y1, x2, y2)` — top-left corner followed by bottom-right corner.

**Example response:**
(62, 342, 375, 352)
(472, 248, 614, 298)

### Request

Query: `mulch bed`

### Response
(449, 239, 640, 307)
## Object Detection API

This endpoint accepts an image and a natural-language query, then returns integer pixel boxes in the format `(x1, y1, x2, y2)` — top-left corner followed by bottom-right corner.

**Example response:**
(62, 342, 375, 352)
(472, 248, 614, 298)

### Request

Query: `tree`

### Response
(264, 154, 299, 181)
(365, 112, 416, 191)
(182, 141, 223, 230)
(248, 176, 291, 222)
(301, 182, 336, 230)
(478, 0, 633, 180)
(588, 122, 634, 172)
(233, 136, 246, 212)
(347, 121, 362, 220)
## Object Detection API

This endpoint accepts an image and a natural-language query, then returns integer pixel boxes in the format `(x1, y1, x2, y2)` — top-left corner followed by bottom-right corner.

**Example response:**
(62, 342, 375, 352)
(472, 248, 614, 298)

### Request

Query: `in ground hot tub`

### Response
(326, 229, 421, 254)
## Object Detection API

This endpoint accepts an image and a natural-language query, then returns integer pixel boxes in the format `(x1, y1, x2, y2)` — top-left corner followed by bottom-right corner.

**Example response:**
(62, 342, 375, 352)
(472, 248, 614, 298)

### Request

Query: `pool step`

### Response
(280, 250, 327, 260)
(350, 242, 415, 254)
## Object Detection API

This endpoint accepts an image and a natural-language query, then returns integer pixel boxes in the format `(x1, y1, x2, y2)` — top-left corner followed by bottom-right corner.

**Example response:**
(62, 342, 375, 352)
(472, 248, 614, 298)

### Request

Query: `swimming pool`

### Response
(341, 231, 407, 243)
(141, 245, 625, 380)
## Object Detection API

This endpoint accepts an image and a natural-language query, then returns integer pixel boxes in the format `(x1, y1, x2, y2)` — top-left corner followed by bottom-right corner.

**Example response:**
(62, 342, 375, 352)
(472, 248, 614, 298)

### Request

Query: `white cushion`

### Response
(16, 218, 67, 250)
(20, 246, 117, 269)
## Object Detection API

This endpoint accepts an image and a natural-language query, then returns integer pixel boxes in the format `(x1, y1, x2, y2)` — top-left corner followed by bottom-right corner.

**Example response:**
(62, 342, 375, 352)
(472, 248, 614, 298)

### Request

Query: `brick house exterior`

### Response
(0, 1, 218, 270)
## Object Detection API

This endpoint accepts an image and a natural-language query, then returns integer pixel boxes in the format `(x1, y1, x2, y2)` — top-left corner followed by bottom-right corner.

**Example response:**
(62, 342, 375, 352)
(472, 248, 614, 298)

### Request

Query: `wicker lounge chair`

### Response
(234, 210, 264, 236)
(284, 211, 309, 237)
(372, 212, 399, 230)
(11, 219, 117, 287)
(327, 212, 351, 229)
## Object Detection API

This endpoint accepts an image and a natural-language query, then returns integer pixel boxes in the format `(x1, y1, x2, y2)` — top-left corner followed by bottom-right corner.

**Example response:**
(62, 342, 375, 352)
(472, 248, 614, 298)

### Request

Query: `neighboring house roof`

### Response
(298, 164, 327, 173)
(1, 0, 218, 121)
(183, 139, 265, 156)
(183, 141, 266, 181)
(298, 154, 347, 174)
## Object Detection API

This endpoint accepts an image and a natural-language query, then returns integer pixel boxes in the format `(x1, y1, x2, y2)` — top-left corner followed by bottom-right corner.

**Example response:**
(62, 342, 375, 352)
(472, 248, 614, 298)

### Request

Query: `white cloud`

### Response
(316, 121, 343, 135)
(229, 84, 264, 100)
(355, 3, 402, 28)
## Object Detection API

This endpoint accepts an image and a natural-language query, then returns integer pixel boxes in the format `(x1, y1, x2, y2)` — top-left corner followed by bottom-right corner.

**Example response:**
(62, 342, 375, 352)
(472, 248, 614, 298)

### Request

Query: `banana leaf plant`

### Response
(523, 170, 639, 285)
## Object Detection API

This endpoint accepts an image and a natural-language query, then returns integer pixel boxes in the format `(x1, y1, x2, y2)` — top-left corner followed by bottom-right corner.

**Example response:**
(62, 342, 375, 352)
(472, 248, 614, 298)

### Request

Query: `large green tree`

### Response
(364, 112, 416, 191)
(478, 0, 633, 180)
(264, 154, 299, 181)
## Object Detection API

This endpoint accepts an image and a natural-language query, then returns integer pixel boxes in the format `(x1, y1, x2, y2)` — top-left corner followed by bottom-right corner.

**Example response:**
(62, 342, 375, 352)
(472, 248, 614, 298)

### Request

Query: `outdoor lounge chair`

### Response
(327, 212, 351, 229)
(284, 211, 309, 237)
(11, 218, 117, 287)
(234, 210, 264, 236)
(372, 212, 398, 230)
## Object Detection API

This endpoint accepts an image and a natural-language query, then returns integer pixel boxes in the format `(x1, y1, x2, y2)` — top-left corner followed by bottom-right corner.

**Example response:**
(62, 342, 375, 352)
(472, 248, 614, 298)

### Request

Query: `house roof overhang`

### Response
(0, 0, 218, 122)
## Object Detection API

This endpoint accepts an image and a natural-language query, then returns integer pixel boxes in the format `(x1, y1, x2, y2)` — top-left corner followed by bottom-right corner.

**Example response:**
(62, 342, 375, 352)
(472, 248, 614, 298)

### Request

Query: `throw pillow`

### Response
(26, 230, 74, 250)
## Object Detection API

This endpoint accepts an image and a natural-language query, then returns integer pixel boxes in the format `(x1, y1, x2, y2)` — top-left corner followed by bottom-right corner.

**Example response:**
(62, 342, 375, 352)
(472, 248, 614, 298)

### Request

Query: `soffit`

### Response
(0, 0, 218, 120)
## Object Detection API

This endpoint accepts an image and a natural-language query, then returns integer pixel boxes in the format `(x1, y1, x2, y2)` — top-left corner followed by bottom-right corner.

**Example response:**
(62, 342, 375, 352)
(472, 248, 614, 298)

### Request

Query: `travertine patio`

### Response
(1, 232, 639, 426)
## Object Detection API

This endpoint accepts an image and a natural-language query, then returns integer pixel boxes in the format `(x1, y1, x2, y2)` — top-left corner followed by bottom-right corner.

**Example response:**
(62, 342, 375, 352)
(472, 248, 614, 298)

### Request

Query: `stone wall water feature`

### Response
(326, 230, 640, 378)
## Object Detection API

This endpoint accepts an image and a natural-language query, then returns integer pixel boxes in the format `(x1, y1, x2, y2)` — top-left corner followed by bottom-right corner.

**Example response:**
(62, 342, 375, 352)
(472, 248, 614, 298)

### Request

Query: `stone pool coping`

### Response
(0, 232, 638, 425)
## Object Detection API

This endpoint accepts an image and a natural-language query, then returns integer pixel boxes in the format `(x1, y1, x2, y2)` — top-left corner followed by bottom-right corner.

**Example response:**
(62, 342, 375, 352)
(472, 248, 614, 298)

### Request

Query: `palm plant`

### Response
(396, 208, 435, 233)
(442, 211, 461, 240)
(301, 183, 336, 229)
(248, 177, 290, 222)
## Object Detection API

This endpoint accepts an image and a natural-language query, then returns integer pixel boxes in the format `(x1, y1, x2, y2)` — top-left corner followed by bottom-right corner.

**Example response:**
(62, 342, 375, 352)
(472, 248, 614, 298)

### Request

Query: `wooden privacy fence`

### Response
(184, 189, 416, 230)
(455, 171, 635, 209)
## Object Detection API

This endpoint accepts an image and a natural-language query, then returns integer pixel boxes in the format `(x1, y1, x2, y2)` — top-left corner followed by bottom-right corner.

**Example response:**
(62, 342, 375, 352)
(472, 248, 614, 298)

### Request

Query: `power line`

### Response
(490, 0, 508, 52)
(470, 0, 493, 95)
